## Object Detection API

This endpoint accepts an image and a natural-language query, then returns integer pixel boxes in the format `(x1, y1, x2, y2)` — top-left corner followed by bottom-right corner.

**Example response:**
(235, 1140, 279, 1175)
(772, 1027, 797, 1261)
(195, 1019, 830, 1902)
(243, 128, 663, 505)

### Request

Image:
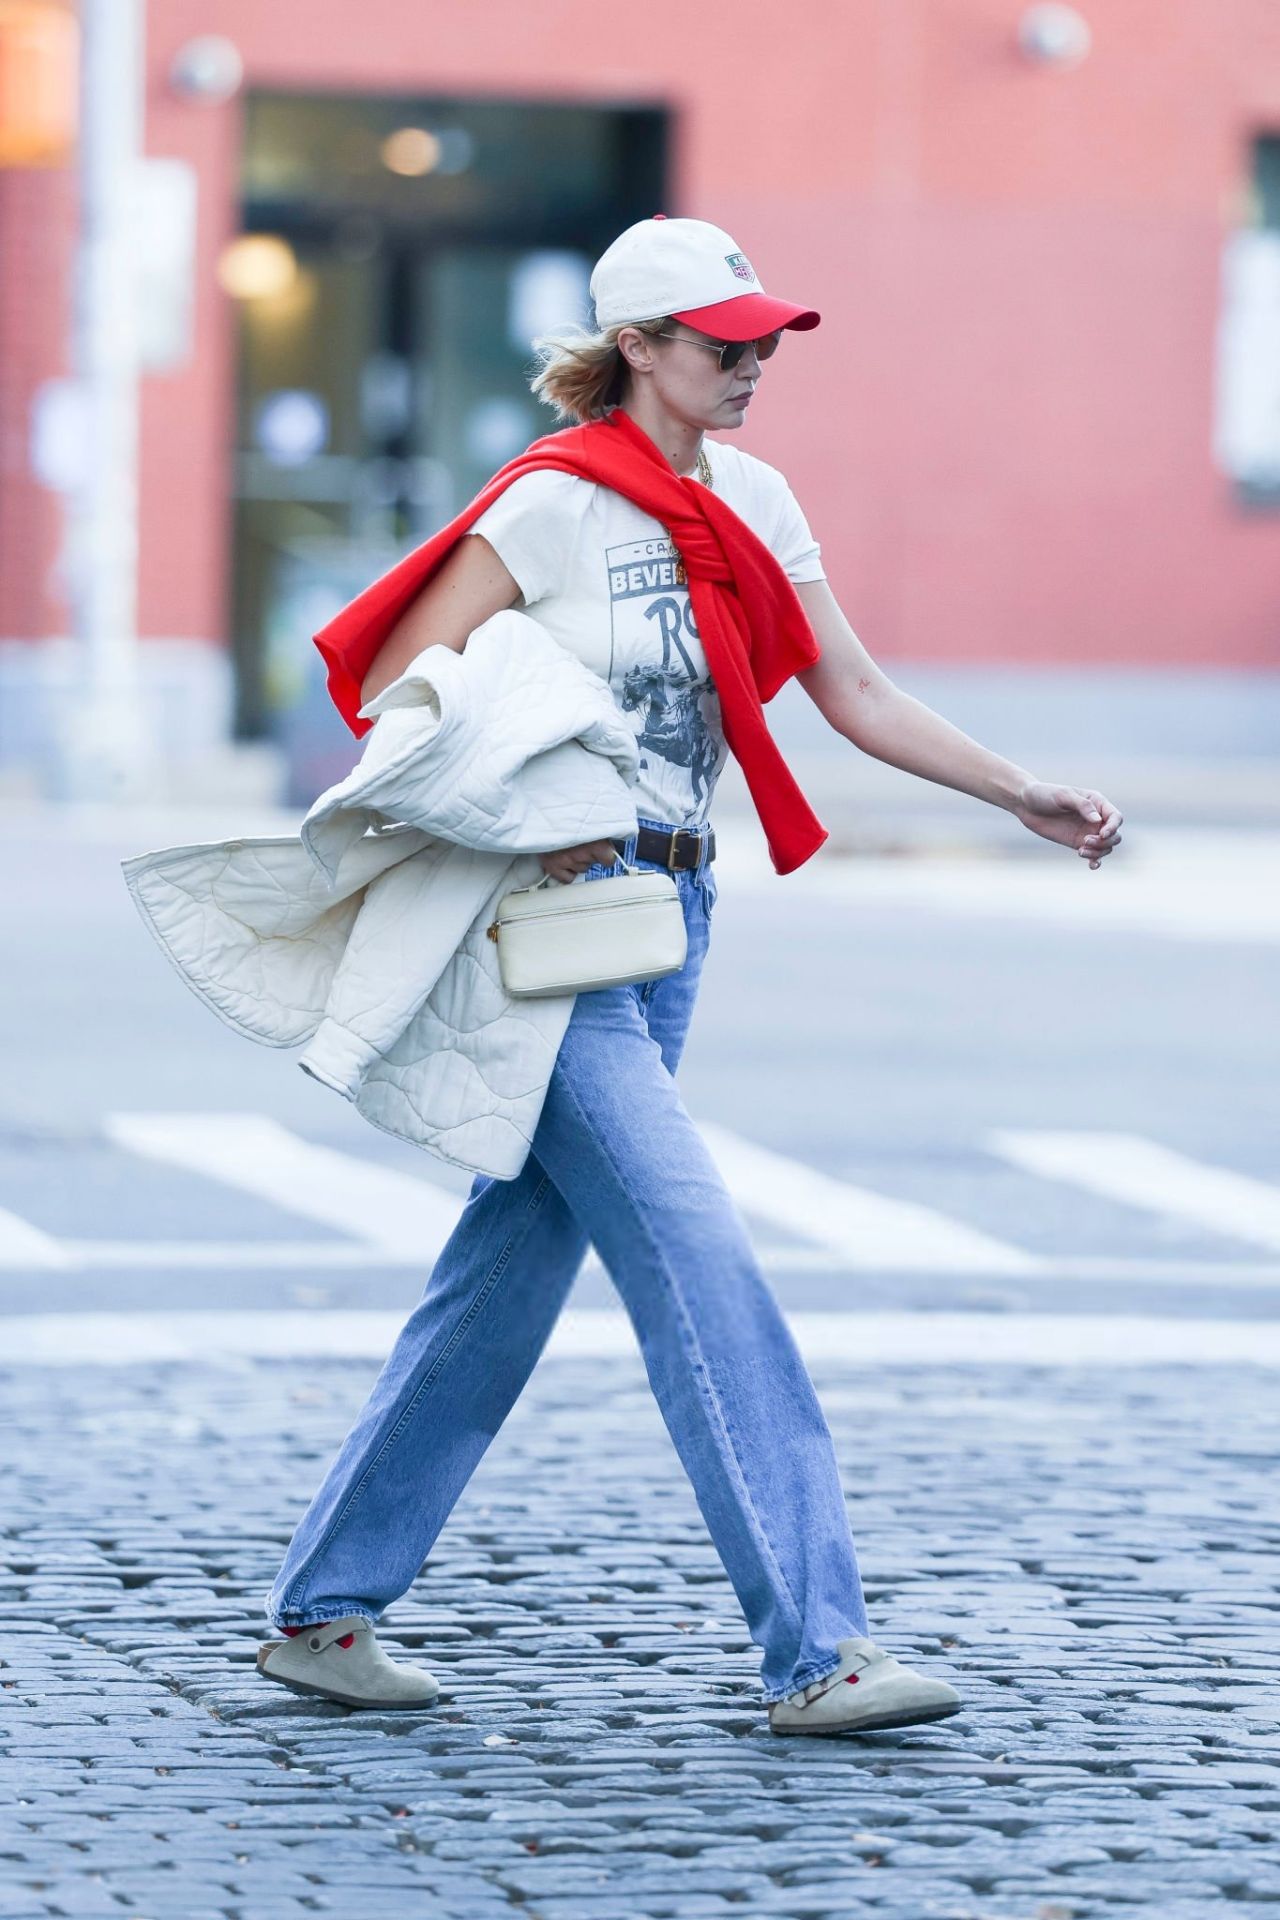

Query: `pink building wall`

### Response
(7, 0, 1280, 676)
(0, 162, 77, 637)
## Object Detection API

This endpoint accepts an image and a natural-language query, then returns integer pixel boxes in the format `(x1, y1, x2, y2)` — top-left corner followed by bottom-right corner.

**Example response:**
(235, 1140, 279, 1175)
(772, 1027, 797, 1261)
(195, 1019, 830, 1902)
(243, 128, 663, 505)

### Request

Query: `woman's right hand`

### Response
(538, 838, 622, 885)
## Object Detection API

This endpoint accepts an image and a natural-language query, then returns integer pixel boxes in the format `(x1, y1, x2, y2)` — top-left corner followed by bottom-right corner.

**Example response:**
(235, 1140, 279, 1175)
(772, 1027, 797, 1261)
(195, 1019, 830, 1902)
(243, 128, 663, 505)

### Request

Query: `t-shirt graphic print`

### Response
(466, 435, 826, 831)
(606, 535, 724, 824)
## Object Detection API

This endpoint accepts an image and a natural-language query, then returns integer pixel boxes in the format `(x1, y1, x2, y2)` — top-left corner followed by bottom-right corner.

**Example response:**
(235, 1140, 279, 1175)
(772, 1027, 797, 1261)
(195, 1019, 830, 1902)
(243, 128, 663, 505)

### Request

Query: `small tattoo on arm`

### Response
(856, 677, 872, 694)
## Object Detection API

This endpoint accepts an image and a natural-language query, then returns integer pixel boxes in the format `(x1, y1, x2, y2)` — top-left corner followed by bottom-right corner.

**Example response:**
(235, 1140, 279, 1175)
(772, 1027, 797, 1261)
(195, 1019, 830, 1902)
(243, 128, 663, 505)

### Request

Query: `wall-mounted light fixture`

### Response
(169, 33, 243, 103)
(1017, 4, 1091, 68)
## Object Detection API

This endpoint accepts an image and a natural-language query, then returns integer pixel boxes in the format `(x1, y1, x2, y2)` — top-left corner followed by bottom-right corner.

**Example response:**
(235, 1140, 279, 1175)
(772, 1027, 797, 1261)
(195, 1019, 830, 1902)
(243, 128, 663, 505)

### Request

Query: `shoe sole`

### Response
(257, 1661, 441, 1712)
(768, 1699, 962, 1736)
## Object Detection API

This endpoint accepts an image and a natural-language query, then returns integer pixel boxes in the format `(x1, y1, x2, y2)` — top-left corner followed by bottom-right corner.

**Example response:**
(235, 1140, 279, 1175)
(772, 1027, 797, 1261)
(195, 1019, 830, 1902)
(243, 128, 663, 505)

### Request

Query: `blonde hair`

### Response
(529, 316, 669, 424)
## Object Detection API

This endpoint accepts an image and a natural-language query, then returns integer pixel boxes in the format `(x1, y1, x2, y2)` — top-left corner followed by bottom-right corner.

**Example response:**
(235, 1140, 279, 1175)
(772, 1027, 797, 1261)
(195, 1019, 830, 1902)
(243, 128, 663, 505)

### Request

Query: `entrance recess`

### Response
(227, 91, 667, 797)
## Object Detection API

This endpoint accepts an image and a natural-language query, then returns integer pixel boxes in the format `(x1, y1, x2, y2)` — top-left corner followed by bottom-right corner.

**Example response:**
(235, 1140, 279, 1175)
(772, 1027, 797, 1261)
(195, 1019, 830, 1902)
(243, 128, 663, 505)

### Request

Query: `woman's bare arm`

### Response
(792, 578, 1122, 865)
(358, 534, 523, 709)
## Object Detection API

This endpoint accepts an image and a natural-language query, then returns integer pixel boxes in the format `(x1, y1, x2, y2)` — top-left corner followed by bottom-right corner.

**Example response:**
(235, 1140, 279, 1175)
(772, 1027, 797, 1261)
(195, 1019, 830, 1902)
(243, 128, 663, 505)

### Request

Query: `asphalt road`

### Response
(2, 804, 1278, 1919)
(2, 806, 1277, 1322)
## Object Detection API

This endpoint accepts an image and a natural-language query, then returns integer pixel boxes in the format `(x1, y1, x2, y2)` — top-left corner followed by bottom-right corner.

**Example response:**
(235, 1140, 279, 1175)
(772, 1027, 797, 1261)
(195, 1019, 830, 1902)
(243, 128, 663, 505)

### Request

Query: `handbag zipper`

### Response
(486, 894, 671, 941)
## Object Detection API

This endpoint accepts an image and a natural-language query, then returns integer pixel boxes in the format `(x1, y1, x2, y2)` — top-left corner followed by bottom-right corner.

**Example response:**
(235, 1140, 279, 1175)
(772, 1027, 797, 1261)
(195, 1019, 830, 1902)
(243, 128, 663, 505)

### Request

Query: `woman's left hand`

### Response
(1012, 783, 1123, 869)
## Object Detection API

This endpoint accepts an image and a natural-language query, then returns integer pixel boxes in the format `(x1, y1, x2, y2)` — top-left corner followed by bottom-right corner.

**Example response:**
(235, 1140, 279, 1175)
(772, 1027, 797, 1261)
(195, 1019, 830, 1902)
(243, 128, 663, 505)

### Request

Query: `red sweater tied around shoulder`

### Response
(313, 407, 828, 875)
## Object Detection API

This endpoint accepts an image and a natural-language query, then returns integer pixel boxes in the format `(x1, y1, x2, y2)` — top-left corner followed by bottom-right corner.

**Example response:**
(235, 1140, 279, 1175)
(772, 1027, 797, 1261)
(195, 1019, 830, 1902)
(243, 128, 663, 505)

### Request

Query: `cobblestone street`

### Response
(4, 1349, 1278, 1918)
(6, 0, 1280, 1905)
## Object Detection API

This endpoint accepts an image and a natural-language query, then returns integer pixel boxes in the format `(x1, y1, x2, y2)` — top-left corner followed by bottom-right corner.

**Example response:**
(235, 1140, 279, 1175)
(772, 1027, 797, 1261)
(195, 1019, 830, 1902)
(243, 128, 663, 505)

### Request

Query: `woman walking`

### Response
(256, 216, 1121, 1735)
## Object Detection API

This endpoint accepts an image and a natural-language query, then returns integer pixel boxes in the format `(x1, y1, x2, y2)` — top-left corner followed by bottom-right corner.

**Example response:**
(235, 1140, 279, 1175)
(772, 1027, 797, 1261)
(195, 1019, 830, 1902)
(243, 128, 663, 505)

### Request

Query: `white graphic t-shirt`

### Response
(467, 436, 825, 829)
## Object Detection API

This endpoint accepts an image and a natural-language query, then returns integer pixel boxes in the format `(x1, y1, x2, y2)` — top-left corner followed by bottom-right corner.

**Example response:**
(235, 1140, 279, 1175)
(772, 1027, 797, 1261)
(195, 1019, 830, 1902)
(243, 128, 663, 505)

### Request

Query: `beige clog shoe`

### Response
(256, 1615, 441, 1710)
(768, 1635, 961, 1736)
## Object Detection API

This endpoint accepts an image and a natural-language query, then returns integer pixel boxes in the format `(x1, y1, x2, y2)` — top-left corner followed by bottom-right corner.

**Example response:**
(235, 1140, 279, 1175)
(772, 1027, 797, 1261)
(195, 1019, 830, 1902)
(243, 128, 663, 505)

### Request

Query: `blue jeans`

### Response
(265, 815, 868, 1703)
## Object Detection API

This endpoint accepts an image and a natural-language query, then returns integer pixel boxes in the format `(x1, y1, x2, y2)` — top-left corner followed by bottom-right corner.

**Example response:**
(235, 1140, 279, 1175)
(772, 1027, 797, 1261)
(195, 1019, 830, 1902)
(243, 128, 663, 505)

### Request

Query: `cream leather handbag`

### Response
(485, 861, 687, 997)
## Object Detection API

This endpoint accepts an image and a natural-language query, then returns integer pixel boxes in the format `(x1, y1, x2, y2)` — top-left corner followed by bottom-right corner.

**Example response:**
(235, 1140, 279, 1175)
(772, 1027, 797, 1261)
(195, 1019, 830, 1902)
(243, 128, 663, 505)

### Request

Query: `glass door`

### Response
(227, 90, 667, 801)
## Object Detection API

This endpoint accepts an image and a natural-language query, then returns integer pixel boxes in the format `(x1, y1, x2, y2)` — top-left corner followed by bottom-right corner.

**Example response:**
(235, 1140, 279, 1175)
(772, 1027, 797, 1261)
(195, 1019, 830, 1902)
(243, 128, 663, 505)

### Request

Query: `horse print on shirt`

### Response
(606, 536, 725, 820)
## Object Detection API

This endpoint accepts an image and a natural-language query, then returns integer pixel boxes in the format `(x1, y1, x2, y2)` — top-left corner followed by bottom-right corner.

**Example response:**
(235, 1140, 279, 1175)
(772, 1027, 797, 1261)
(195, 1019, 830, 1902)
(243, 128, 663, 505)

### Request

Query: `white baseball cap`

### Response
(590, 215, 820, 341)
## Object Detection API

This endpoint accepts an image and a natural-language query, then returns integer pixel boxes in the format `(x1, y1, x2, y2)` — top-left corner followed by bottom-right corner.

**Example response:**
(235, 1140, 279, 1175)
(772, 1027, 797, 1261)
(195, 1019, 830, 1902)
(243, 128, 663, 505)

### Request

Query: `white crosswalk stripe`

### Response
(695, 1119, 1045, 1274)
(3, 1308, 1280, 1368)
(12, 1238, 1280, 1287)
(103, 1112, 464, 1257)
(0, 1205, 71, 1269)
(987, 1129, 1280, 1254)
(0, 1114, 1276, 1286)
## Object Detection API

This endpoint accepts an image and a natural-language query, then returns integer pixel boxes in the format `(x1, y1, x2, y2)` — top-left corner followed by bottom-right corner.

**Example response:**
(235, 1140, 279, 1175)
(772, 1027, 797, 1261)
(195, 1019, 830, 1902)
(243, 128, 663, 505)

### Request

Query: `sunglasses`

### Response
(655, 325, 784, 373)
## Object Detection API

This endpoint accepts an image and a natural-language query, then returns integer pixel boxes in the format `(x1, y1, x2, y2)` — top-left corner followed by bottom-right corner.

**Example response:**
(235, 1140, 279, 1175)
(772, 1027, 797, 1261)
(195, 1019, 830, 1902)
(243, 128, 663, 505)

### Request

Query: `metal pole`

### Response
(53, 0, 156, 801)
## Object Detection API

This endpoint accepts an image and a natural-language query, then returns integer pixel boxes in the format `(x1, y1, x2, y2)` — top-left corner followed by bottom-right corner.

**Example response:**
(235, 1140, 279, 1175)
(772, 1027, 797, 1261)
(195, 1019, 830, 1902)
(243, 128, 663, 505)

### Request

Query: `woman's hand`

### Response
(1012, 783, 1123, 869)
(538, 838, 622, 885)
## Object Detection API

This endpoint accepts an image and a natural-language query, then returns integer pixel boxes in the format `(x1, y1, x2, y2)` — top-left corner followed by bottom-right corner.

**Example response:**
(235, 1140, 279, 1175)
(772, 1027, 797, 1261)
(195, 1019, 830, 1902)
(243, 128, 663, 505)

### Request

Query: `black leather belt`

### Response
(610, 823, 716, 870)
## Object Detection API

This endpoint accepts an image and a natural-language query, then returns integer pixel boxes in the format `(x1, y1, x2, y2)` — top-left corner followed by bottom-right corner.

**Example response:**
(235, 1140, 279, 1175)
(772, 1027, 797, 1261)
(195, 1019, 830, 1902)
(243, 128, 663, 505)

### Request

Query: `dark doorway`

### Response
(227, 90, 667, 797)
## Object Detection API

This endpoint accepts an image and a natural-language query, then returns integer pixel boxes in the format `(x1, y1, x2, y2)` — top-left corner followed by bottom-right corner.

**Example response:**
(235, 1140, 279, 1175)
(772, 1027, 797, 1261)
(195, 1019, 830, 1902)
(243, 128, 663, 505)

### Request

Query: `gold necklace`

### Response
(675, 447, 713, 583)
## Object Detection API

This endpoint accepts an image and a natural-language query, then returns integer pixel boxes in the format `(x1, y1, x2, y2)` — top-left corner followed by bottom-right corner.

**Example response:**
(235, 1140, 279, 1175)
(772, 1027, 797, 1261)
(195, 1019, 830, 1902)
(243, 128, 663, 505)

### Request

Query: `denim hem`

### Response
(760, 1651, 845, 1707)
(264, 1602, 378, 1633)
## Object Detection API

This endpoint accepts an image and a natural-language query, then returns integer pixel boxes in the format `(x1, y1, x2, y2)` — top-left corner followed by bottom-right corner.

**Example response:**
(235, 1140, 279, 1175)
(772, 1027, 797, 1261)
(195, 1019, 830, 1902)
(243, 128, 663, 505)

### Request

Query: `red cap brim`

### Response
(670, 292, 821, 340)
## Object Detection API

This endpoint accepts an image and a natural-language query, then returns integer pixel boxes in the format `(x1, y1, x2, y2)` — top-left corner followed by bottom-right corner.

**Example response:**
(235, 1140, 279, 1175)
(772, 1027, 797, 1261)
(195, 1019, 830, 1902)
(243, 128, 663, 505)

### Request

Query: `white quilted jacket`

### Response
(121, 611, 642, 1179)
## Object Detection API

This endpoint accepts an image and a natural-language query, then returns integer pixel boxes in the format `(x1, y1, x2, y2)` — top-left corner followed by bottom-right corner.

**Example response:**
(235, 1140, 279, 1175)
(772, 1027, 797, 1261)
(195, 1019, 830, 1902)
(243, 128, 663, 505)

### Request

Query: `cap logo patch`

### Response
(725, 252, 756, 283)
